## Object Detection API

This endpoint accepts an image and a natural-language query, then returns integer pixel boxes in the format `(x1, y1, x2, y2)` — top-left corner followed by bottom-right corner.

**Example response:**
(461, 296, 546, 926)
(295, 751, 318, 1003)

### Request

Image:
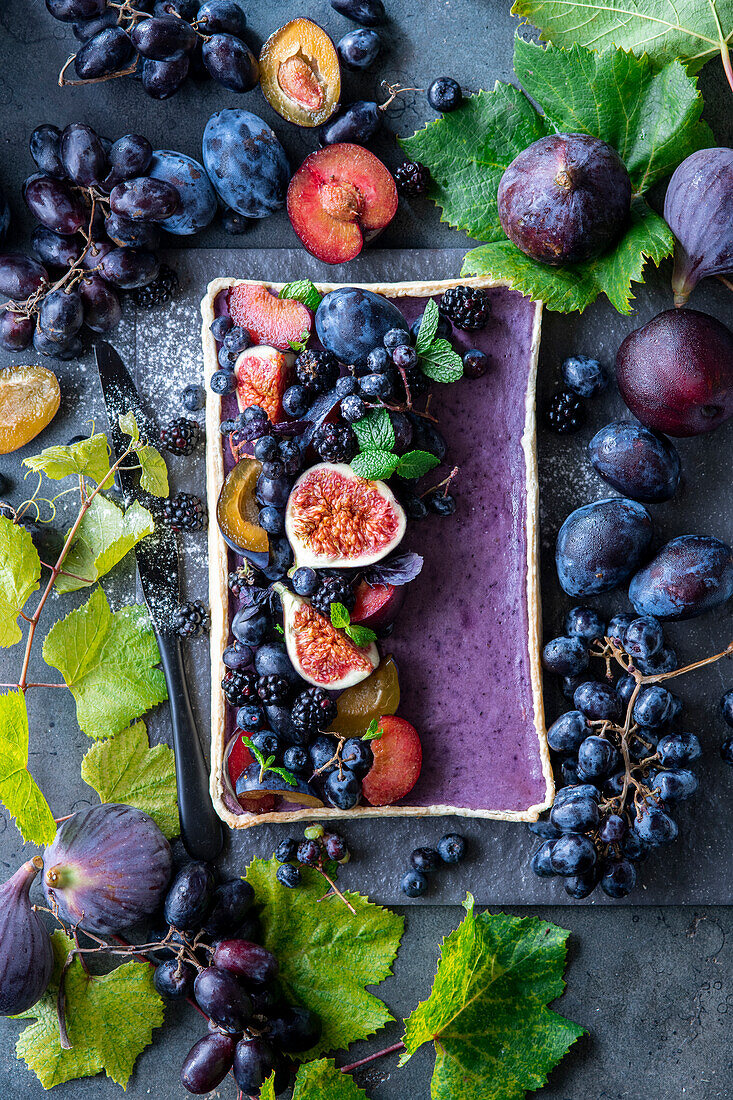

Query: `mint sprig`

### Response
(329, 602, 377, 647)
(414, 298, 463, 382)
(287, 330, 310, 354)
(351, 408, 439, 483)
(279, 279, 322, 312)
(362, 718, 384, 742)
(243, 736, 297, 787)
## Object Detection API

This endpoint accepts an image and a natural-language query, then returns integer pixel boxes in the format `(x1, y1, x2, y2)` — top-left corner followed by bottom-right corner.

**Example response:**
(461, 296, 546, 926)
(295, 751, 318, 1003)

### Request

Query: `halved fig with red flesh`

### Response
(287, 144, 397, 264)
(235, 345, 293, 424)
(216, 456, 269, 568)
(229, 282, 312, 351)
(285, 462, 406, 569)
(277, 585, 379, 690)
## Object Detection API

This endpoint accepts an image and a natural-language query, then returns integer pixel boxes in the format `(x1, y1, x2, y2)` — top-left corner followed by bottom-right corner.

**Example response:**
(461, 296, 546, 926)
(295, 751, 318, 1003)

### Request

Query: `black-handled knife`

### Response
(95, 341, 223, 862)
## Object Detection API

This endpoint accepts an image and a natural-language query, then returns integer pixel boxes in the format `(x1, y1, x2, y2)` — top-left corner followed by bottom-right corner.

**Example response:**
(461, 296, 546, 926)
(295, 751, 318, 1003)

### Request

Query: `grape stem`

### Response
(57, 54, 139, 89)
(340, 1040, 406, 1073)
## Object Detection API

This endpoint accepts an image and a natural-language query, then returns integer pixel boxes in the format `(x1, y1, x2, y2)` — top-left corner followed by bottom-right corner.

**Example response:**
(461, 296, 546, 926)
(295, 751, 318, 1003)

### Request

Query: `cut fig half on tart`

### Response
(235, 346, 293, 424)
(277, 586, 379, 691)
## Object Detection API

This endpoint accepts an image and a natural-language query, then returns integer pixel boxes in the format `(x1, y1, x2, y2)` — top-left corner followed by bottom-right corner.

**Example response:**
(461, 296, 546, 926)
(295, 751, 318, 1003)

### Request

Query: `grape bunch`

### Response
(0, 122, 182, 360)
(153, 860, 320, 1096)
(530, 607, 704, 900)
(46, 0, 259, 101)
(274, 824, 351, 889)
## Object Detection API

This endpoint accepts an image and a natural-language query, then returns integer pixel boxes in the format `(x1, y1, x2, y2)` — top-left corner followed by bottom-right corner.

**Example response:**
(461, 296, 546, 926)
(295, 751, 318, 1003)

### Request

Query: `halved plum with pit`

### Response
(259, 19, 340, 128)
(0, 364, 61, 454)
(229, 283, 312, 352)
(235, 346, 293, 424)
(362, 715, 422, 806)
(217, 457, 269, 567)
(287, 144, 397, 264)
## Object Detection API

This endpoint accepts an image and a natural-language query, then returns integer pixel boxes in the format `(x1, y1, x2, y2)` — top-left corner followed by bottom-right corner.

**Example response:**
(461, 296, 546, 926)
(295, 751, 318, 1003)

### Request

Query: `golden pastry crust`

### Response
(201, 276, 553, 828)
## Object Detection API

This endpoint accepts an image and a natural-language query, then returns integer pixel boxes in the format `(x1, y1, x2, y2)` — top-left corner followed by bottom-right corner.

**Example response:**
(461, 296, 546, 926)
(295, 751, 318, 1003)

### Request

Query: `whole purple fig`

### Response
(43, 803, 173, 936)
(0, 857, 54, 1015)
(498, 133, 631, 265)
(663, 148, 733, 306)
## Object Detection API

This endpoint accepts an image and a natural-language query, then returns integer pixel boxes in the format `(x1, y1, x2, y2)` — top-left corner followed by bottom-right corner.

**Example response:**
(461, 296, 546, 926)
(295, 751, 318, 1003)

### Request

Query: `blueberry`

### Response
(235, 704, 264, 730)
(218, 344, 237, 369)
(324, 769, 361, 809)
(278, 439, 303, 475)
(366, 346, 392, 372)
(182, 383, 205, 412)
(276, 863, 301, 888)
(359, 372, 393, 398)
(283, 746, 309, 776)
(249, 731, 280, 757)
(282, 384, 311, 418)
(341, 394, 367, 423)
(292, 567, 319, 596)
(564, 606, 605, 642)
(427, 76, 462, 112)
(462, 348, 489, 379)
(253, 435, 279, 462)
(336, 374, 358, 396)
(401, 869, 428, 897)
(384, 327, 411, 349)
(210, 369, 236, 395)
(561, 355, 608, 397)
(258, 506, 284, 534)
(410, 847, 440, 873)
(426, 491, 456, 517)
(274, 837, 298, 863)
(221, 209, 251, 234)
(261, 459, 285, 481)
(210, 315, 233, 341)
(721, 689, 733, 728)
(392, 344, 418, 370)
(410, 313, 450, 342)
(437, 833, 465, 864)
(542, 636, 589, 677)
(223, 325, 251, 354)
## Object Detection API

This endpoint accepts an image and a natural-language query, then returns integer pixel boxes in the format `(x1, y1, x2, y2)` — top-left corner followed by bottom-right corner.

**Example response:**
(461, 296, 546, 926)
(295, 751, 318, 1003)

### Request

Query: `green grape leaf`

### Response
(80, 720, 179, 838)
(351, 450, 400, 481)
(0, 691, 56, 845)
(396, 450, 441, 479)
(400, 895, 584, 1100)
(513, 38, 713, 192)
(280, 279, 323, 311)
(261, 1073, 277, 1100)
(55, 497, 154, 595)
(118, 411, 140, 444)
(345, 622, 377, 647)
(43, 587, 167, 739)
(24, 433, 112, 486)
(330, 602, 351, 629)
(15, 932, 164, 1090)
(137, 445, 169, 498)
(463, 196, 672, 314)
(352, 408, 395, 453)
(293, 1060, 370, 1100)
(415, 297, 440, 352)
(510, 0, 733, 73)
(246, 857, 404, 1058)
(419, 337, 464, 382)
(0, 516, 41, 647)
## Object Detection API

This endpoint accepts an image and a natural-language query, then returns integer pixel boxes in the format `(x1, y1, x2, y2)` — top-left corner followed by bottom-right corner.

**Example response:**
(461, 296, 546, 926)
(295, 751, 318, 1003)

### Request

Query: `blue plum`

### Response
(589, 421, 681, 503)
(149, 150, 217, 235)
(203, 109, 289, 219)
(555, 497, 653, 597)
(315, 287, 409, 364)
(629, 535, 733, 620)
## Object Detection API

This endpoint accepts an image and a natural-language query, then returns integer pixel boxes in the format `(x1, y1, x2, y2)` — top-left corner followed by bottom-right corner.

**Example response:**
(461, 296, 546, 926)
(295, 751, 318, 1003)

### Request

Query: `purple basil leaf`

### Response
(365, 550, 423, 586)
(302, 388, 342, 447)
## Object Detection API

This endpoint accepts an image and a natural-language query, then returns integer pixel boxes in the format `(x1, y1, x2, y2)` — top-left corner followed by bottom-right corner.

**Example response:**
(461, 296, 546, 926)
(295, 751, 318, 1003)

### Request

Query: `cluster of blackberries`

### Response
(174, 599, 210, 637)
(400, 833, 466, 897)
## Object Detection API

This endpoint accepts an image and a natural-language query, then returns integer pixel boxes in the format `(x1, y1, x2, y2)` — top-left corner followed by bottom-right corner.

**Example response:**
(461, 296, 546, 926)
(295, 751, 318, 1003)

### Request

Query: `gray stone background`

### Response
(0, 1, 732, 1097)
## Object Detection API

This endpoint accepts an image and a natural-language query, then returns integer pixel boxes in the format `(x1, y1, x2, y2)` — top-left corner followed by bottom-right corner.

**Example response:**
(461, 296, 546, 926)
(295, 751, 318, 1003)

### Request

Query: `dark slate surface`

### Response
(0, 0, 732, 1097)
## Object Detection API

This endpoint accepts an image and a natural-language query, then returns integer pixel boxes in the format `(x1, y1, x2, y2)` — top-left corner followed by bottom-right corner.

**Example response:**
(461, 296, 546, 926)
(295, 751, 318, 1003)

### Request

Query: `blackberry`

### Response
(159, 417, 201, 456)
(130, 264, 178, 309)
(394, 160, 431, 196)
(161, 492, 206, 531)
(544, 389, 586, 433)
(257, 674, 292, 706)
(294, 349, 340, 394)
(312, 422, 357, 464)
(395, 363, 429, 402)
(174, 600, 209, 638)
(290, 688, 338, 739)
(439, 285, 490, 331)
(222, 668, 258, 706)
(311, 574, 356, 618)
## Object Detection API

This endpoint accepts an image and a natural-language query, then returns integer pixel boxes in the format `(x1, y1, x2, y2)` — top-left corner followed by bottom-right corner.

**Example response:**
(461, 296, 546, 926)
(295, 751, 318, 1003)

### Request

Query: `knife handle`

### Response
(156, 631, 224, 862)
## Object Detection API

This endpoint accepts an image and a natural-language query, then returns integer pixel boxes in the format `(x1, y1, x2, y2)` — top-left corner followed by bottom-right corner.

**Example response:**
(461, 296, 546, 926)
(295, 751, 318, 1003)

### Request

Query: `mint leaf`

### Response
(351, 450, 400, 481)
(400, 895, 584, 1099)
(268, 765, 298, 787)
(346, 622, 377, 647)
(415, 297, 440, 352)
(288, 331, 310, 353)
(243, 735, 267, 768)
(362, 718, 384, 741)
(292, 1060, 370, 1100)
(24, 433, 112, 486)
(511, 0, 732, 73)
(396, 450, 440, 479)
(0, 691, 56, 845)
(280, 280, 323, 311)
(43, 587, 167, 739)
(513, 37, 713, 192)
(136, 444, 169, 498)
(0, 515, 41, 647)
(246, 857, 404, 1057)
(81, 721, 179, 839)
(15, 932, 164, 1090)
(419, 337, 464, 382)
(330, 602, 351, 629)
(56, 496, 154, 594)
(352, 408, 395, 453)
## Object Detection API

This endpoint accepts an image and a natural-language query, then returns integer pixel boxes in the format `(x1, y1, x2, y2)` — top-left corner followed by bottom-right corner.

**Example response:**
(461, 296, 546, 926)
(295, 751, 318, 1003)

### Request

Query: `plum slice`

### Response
(362, 715, 422, 806)
(234, 345, 293, 424)
(229, 283, 312, 351)
(326, 655, 400, 736)
(287, 144, 397, 264)
(259, 19, 341, 128)
(0, 364, 60, 454)
(351, 579, 404, 629)
(216, 457, 269, 566)
(235, 762, 324, 808)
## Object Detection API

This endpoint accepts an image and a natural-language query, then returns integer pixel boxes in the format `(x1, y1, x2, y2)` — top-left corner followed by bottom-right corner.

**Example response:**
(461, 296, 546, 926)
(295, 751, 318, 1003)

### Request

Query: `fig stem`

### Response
(56, 952, 75, 1050)
(340, 1040, 405, 1073)
(718, 275, 733, 294)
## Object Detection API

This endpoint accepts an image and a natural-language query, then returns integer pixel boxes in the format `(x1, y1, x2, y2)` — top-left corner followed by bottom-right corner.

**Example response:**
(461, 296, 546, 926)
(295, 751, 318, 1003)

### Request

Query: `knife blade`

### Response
(95, 341, 223, 861)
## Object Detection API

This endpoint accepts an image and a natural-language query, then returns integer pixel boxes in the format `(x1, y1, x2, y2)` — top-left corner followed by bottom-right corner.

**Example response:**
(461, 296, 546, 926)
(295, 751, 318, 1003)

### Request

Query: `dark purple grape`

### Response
(632, 685, 673, 728)
(320, 100, 380, 146)
(104, 213, 161, 249)
(29, 125, 65, 179)
(195, 0, 247, 35)
(213, 940, 278, 985)
(337, 27, 380, 69)
(623, 615, 663, 661)
(549, 833, 597, 876)
(573, 681, 622, 721)
(546, 710, 588, 755)
(153, 958, 195, 998)
(164, 862, 215, 929)
(652, 768, 698, 802)
(330, 0, 385, 26)
(530, 840, 556, 877)
(267, 1004, 322, 1052)
(577, 735, 618, 781)
(74, 27, 135, 79)
(99, 247, 160, 289)
(104, 134, 153, 188)
(193, 966, 252, 1031)
(142, 55, 191, 98)
(599, 813, 627, 842)
(564, 606, 605, 642)
(0, 253, 48, 300)
(110, 177, 181, 222)
(201, 34, 259, 91)
(46, 0, 107, 20)
(657, 732, 701, 766)
(130, 15, 197, 60)
(155, 0, 197, 15)
(600, 858, 636, 898)
(201, 880, 255, 938)
(82, 238, 113, 269)
(222, 643, 252, 670)
(79, 275, 122, 332)
(60, 123, 108, 186)
(0, 309, 34, 350)
(181, 1031, 237, 1094)
(72, 10, 118, 40)
(23, 176, 86, 236)
(564, 869, 599, 898)
(31, 227, 83, 268)
(542, 635, 588, 677)
(589, 421, 681, 503)
(33, 328, 83, 359)
(38, 288, 84, 342)
(233, 1036, 276, 1093)
(221, 208, 250, 234)
(633, 804, 678, 846)
(550, 792, 599, 833)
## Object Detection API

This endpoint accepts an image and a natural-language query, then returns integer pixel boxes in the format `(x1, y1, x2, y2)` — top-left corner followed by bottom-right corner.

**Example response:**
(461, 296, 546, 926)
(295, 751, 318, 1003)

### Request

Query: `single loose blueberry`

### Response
(401, 869, 428, 897)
